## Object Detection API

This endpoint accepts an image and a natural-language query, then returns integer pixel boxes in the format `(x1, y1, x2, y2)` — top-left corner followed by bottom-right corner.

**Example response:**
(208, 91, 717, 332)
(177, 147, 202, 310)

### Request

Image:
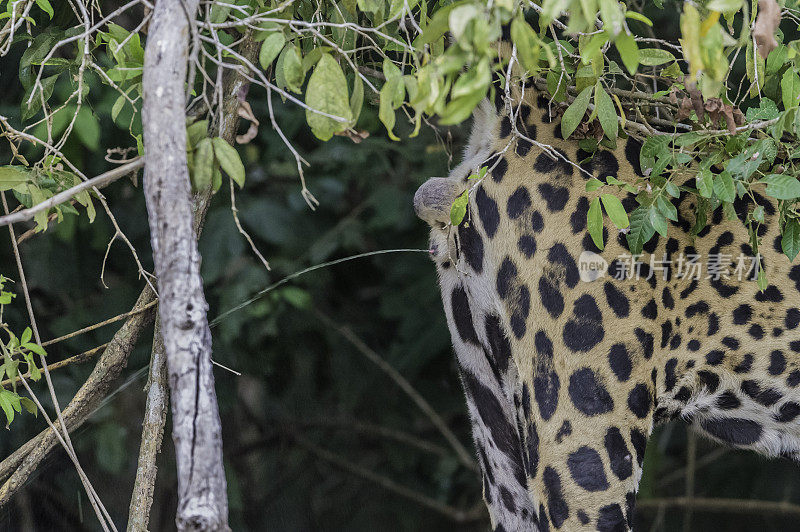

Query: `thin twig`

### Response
(0, 158, 143, 228)
(314, 310, 476, 472)
(1, 343, 108, 388)
(657, 447, 728, 487)
(290, 430, 485, 523)
(682, 429, 697, 532)
(637, 497, 800, 516)
(1, 191, 117, 530)
(0, 288, 156, 503)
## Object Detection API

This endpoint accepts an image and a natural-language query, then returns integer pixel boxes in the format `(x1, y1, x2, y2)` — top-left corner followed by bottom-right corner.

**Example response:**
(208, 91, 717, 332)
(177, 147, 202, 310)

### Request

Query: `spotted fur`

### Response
(414, 91, 800, 531)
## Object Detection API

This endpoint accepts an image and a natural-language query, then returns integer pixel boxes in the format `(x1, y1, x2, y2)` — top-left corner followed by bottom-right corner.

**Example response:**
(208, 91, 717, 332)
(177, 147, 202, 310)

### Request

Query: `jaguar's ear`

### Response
(413, 177, 466, 227)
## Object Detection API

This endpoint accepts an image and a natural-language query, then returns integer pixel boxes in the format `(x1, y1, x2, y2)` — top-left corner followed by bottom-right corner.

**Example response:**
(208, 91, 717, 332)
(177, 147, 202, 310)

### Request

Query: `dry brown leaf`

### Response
(722, 105, 737, 135)
(235, 100, 260, 144)
(686, 81, 705, 122)
(754, 0, 781, 59)
(676, 97, 694, 121)
(335, 129, 370, 143)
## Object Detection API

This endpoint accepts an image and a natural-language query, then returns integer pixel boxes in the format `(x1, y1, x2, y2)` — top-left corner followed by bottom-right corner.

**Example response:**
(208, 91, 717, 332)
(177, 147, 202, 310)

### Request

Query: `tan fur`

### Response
(415, 89, 800, 531)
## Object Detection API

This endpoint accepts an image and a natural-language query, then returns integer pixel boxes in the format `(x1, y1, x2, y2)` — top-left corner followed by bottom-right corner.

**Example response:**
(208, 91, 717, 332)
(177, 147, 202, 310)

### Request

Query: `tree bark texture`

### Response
(127, 318, 168, 532)
(142, 1, 229, 530)
(0, 287, 156, 500)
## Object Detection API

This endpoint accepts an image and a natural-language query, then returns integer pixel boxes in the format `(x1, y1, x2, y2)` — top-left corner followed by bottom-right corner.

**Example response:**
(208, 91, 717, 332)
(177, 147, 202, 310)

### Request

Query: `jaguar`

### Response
(414, 80, 800, 531)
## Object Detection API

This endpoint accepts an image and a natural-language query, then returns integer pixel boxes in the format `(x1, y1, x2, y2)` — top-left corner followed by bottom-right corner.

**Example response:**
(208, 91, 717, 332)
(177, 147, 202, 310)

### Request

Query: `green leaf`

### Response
(625, 10, 652, 26)
(24, 342, 46, 357)
(638, 48, 675, 66)
(697, 168, 713, 198)
(599, 0, 624, 35)
(20, 327, 31, 345)
(75, 188, 96, 223)
(28, 186, 50, 232)
(186, 120, 209, 148)
(615, 32, 639, 75)
(305, 54, 352, 141)
(760, 174, 800, 200)
(639, 135, 670, 171)
(601, 193, 629, 228)
(259, 32, 285, 69)
(588, 197, 604, 250)
(746, 98, 779, 121)
(111, 94, 126, 122)
(783, 219, 800, 261)
(19, 397, 37, 416)
(664, 182, 680, 198)
(451, 57, 490, 100)
(0, 167, 31, 192)
(586, 177, 604, 192)
(350, 73, 364, 126)
(439, 91, 484, 125)
(381, 59, 405, 106)
(674, 131, 703, 147)
(580, 32, 609, 65)
(209, 4, 230, 23)
(758, 267, 768, 291)
(626, 206, 652, 254)
(211, 166, 222, 192)
(561, 86, 592, 139)
(281, 286, 312, 309)
(510, 16, 541, 74)
(656, 196, 678, 221)
(766, 44, 786, 76)
(35, 0, 54, 19)
(448, 4, 478, 41)
(301, 47, 331, 73)
(211, 137, 245, 188)
(680, 3, 702, 79)
(357, 0, 383, 14)
(192, 138, 214, 192)
(20, 30, 59, 90)
(379, 77, 400, 140)
(74, 107, 100, 150)
(421, 1, 464, 44)
(282, 45, 304, 93)
(546, 70, 567, 102)
(713, 170, 735, 202)
(594, 83, 617, 141)
(450, 189, 469, 226)
(539, 0, 569, 29)
(648, 206, 668, 236)
(21, 74, 58, 121)
(782, 68, 800, 110)
(0, 389, 21, 427)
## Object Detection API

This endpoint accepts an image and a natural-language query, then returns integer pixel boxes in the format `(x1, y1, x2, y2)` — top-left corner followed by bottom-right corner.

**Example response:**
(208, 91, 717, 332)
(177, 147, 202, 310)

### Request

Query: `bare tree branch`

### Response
(141, 0, 227, 529)
(127, 320, 168, 532)
(127, 27, 260, 532)
(0, 287, 156, 497)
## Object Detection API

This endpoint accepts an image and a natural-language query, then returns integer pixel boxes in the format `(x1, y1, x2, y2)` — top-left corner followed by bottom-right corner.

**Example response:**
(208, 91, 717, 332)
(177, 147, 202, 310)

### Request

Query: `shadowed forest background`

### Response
(2, 4, 800, 531)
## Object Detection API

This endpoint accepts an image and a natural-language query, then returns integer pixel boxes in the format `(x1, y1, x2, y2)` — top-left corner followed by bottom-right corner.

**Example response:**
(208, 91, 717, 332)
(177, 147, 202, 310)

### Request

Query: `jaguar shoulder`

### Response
(414, 92, 800, 531)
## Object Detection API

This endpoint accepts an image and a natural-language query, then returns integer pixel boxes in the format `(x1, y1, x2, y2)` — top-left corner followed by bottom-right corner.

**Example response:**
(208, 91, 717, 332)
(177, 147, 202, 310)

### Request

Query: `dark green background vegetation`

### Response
(2, 16, 800, 532)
